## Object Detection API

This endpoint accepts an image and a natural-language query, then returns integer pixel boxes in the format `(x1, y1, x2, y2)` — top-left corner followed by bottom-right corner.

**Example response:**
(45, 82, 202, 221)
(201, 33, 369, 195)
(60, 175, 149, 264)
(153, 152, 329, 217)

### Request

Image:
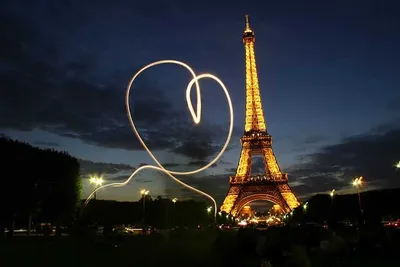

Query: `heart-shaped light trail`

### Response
(84, 60, 234, 220)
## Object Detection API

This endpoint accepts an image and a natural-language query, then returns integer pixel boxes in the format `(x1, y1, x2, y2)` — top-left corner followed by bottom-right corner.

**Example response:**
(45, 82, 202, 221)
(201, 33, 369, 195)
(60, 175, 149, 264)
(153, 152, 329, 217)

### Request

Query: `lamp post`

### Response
(89, 176, 103, 200)
(352, 176, 363, 214)
(172, 198, 178, 225)
(303, 202, 308, 212)
(206, 206, 213, 223)
(140, 189, 149, 223)
(28, 181, 40, 236)
(330, 189, 335, 204)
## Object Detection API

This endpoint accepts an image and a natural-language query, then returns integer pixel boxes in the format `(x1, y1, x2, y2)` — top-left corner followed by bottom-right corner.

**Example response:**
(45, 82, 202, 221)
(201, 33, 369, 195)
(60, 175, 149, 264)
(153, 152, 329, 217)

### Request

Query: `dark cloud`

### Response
(79, 159, 134, 177)
(162, 163, 181, 168)
(287, 122, 400, 197)
(303, 135, 328, 145)
(165, 174, 230, 204)
(33, 141, 60, 147)
(225, 167, 237, 173)
(224, 158, 266, 175)
(188, 160, 218, 167)
(289, 135, 330, 153)
(161, 122, 399, 203)
(0, 13, 234, 162)
(135, 178, 153, 183)
(0, 133, 10, 139)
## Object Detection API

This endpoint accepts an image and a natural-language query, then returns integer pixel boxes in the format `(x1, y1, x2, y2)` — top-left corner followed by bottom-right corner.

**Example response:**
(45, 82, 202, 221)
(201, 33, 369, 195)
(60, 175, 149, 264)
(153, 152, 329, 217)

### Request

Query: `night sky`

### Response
(1, 0, 399, 205)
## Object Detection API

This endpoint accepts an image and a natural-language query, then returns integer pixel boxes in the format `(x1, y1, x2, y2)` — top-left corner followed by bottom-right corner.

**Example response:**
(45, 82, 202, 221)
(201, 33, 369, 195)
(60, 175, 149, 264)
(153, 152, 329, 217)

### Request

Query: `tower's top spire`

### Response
(244, 14, 252, 33)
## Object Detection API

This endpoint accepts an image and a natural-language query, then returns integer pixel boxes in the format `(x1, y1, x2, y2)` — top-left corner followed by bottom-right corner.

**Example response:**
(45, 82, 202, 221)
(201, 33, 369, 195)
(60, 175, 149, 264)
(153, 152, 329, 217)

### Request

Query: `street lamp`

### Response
(395, 161, 400, 169)
(172, 198, 178, 225)
(207, 206, 212, 213)
(303, 202, 308, 211)
(89, 176, 103, 199)
(352, 176, 363, 214)
(330, 189, 335, 204)
(140, 189, 149, 223)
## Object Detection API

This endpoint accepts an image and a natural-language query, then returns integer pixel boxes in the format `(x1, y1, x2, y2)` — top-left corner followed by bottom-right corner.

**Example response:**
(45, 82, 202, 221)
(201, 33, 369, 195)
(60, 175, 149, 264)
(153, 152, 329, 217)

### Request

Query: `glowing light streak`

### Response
(84, 60, 234, 220)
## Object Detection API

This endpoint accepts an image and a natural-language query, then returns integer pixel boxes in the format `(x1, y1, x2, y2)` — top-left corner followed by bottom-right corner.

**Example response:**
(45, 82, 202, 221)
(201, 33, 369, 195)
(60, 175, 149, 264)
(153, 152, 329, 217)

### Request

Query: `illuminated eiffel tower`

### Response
(220, 15, 300, 216)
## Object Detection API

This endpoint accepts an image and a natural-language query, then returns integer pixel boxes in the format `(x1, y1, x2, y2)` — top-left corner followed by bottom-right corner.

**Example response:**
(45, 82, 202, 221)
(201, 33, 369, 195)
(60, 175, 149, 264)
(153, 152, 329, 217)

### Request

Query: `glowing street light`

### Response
(303, 202, 308, 211)
(330, 189, 335, 205)
(207, 206, 212, 213)
(140, 189, 150, 223)
(330, 189, 335, 198)
(352, 176, 363, 214)
(89, 176, 103, 199)
(140, 189, 149, 196)
(352, 176, 363, 187)
(172, 198, 178, 225)
(395, 161, 400, 169)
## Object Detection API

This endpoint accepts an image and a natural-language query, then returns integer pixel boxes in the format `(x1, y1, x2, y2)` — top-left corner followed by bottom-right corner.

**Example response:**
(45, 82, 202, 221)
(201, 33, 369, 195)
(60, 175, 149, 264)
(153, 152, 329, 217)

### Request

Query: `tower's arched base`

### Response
(220, 182, 299, 217)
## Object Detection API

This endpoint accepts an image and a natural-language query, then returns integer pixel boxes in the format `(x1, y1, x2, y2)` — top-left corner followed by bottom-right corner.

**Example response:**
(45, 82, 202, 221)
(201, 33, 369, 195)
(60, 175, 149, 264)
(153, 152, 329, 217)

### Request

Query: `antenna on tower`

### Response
(245, 14, 251, 32)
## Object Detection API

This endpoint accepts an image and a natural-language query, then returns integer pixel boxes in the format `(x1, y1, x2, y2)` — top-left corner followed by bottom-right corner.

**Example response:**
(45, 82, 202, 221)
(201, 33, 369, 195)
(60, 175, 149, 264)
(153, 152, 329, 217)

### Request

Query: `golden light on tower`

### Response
(240, 205, 254, 217)
(243, 14, 266, 133)
(220, 15, 300, 216)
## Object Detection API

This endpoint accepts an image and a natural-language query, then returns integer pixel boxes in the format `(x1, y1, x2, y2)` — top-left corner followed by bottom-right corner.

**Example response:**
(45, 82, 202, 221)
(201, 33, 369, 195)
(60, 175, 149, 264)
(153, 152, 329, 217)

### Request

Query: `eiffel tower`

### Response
(220, 15, 300, 216)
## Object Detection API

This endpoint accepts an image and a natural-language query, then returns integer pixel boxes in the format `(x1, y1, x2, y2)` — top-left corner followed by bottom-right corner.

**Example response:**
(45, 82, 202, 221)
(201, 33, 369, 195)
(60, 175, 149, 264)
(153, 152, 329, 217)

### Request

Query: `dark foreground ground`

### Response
(1, 227, 399, 267)
(1, 230, 233, 267)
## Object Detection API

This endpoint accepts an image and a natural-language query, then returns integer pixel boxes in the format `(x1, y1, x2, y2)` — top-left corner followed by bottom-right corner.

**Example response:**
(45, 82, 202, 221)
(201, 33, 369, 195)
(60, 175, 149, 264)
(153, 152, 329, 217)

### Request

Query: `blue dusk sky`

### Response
(1, 0, 399, 205)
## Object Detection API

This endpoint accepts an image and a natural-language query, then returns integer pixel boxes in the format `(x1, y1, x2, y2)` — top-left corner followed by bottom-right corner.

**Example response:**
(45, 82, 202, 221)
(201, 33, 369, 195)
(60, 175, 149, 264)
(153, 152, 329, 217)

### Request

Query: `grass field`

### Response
(2, 228, 399, 267)
(0, 230, 260, 267)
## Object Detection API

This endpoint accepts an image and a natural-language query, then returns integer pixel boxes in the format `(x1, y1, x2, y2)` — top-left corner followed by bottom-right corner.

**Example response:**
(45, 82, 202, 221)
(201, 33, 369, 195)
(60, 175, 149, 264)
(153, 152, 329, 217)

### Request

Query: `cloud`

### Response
(287, 121, 400, 198)
(303, 135, 328, 145)
(0, 13, 234, 162)
(162, 120, 400, 202)
(79, 159, 134, 178)
(0, 133, 10, 139)
(33, 141, 60, 147)
(164, 174, 230, 204)
(135, 178, 153, 183)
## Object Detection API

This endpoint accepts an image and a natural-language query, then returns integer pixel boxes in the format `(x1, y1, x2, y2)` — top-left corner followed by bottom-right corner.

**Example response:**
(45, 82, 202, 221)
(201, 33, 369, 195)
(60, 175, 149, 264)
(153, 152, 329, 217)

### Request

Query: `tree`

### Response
(0, 137, 81, 236)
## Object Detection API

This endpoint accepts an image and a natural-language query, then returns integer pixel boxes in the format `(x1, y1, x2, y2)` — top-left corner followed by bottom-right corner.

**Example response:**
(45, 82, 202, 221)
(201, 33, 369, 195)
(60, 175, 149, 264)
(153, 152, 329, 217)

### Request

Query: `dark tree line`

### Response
(0, 137, 82, 235)
(80, 196, 228, 229)
(289, 188, 400, 225)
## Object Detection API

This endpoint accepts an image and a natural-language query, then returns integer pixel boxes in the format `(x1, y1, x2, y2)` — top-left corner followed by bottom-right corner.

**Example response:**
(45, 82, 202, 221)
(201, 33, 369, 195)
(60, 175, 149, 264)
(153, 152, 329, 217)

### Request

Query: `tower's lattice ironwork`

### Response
(220, 15, 300, 216)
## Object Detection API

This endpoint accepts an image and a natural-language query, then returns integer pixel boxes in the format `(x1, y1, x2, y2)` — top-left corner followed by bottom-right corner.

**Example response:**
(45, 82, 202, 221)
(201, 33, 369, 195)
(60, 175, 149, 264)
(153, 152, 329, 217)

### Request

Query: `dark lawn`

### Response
(1, 228, 399, 267)
(0, 230, 260, 267)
